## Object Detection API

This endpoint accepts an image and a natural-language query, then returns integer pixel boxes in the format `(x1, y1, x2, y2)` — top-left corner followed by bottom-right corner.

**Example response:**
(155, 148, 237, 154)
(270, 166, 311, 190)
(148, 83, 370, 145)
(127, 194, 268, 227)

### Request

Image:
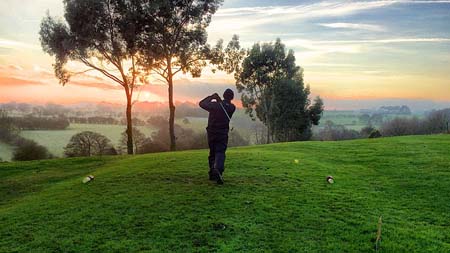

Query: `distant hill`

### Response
(1, 135, 449, 252)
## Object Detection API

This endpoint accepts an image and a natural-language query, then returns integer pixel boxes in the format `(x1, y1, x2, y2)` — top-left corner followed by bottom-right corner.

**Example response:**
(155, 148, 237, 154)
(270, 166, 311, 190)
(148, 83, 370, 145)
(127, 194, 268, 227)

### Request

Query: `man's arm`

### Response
(199, 94, 220, 111)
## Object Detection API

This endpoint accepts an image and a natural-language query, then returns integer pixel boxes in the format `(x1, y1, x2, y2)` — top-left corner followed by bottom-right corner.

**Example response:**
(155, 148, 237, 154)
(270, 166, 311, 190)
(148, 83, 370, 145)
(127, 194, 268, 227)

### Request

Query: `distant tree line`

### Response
(10, 116, 69, 130)
(68, 116, 120, 125)
(381, 108, 450, 137)
(378, 105, 411, 115)
(315, 108, 450, 141)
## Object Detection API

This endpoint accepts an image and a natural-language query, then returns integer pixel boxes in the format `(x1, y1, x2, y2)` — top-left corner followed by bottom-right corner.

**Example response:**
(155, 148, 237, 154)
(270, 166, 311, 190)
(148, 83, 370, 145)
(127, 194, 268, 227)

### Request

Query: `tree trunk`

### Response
(167, 60, 176, 151)
(126, 93, 134, 155)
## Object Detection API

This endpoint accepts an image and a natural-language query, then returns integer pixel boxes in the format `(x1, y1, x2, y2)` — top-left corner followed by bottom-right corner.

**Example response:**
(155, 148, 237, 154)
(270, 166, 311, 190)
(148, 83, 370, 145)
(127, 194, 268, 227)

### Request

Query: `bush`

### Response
(369, 130, 382, 138)
(64, 131, 116, 157)
(12, 139, 53, 161)
(360, 126, 376, 138)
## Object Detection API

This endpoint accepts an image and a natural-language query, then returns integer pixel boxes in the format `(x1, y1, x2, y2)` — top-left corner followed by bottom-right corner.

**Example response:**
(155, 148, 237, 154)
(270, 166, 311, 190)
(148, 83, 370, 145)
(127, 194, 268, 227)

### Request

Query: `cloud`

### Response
(69, 81, 123, 91)
(8, 64, 24, 71)
(210, 0, 450, 34)
(318, 22, 384, 31)
(210, 1, 398, 33)
(0, 38, 40, 50)
(0, 76, 44, 86)
(285, 38, 450, 46)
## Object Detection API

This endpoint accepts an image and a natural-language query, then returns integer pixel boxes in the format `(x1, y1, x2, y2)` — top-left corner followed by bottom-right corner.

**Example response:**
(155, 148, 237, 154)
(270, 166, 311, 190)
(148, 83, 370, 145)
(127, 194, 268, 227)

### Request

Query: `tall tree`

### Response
(271, 75, 324, 142)
(137, 0, 224, 151)
(39, 0, 145, 154)
(236, 39, 299, 143)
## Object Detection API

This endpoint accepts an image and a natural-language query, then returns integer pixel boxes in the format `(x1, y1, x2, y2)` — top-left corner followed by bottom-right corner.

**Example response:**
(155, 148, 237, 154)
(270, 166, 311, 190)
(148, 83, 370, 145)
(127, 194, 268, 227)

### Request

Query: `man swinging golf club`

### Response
(199, 89, 236, 184)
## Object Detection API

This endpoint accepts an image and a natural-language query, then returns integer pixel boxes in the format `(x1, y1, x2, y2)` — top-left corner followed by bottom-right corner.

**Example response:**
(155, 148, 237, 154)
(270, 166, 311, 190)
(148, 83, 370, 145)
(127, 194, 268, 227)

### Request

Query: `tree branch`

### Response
(80, 58, 124, 86)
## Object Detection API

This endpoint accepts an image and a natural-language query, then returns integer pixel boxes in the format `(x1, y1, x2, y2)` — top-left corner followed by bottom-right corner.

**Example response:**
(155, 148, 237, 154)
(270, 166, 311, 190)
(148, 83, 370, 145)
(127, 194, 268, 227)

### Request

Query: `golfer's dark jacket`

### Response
(199, 96, 236, 134)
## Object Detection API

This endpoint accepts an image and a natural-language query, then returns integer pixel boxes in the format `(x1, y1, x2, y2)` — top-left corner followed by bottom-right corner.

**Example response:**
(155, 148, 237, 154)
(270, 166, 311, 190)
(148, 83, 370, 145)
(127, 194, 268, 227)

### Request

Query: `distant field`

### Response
(0, 124, 156, 159)
(0, 141, 13, 161)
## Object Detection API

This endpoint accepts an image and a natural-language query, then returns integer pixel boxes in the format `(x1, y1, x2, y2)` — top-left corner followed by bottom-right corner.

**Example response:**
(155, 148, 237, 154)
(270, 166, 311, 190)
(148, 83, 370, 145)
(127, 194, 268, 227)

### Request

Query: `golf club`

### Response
(216, 96, 234, 131)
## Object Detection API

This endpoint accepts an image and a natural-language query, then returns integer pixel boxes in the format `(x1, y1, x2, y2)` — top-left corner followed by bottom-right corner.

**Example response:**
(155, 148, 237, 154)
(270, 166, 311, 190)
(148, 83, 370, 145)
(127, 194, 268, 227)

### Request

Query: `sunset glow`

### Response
(1, 0, 449, 109)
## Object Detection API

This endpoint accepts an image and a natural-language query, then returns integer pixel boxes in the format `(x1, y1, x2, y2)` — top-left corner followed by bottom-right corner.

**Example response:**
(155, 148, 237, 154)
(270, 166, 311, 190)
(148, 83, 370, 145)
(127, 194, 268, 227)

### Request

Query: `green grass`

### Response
(1, 135, 449, 252)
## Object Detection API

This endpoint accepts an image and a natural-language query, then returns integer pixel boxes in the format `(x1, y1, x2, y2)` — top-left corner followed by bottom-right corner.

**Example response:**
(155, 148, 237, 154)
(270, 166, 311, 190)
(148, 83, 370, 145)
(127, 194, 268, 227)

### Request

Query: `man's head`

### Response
(223, 89, 234, 101)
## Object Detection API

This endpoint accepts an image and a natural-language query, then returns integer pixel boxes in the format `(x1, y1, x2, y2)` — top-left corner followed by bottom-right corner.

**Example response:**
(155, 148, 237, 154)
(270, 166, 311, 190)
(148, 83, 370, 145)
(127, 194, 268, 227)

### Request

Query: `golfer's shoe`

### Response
(216, 172, 224, 185)
(208, 170, 216, 181)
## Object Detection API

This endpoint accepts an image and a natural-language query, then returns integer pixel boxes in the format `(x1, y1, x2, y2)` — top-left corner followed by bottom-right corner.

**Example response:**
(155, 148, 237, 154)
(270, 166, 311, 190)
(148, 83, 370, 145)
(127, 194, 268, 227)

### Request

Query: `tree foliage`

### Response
(135, 0, 226, 151)
(39, 0, 146, 154)
(271, 77, 324, 142)
(236, 38, 323, 142)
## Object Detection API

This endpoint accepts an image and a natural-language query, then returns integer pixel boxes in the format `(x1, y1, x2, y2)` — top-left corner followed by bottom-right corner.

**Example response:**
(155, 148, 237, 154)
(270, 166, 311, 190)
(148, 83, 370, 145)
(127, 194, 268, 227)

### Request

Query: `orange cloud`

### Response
(0, 76, 44, 86)
(69, 80, 122, 91)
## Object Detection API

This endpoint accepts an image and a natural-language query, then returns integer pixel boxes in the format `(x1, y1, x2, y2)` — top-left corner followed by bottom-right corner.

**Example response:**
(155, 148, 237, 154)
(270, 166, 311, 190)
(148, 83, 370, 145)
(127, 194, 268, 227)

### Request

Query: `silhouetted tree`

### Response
(39, 0, 146, 154)
(137, 0, 224, 151)
(64, 131, 115, 157)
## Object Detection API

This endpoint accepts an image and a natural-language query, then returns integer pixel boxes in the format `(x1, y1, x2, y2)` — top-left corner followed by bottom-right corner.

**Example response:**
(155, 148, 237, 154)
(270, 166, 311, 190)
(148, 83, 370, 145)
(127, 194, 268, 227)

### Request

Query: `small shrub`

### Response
(360, 126, 376, 138)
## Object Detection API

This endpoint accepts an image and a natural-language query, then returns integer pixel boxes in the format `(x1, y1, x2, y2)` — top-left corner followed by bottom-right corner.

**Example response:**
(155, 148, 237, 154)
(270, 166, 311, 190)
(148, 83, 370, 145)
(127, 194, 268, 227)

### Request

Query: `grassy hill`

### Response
(1, 135, 449, 252)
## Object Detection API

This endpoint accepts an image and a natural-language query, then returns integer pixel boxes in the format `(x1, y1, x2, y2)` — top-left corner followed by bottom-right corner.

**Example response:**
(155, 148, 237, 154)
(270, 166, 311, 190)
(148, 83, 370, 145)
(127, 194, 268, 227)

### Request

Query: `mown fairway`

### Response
(1, 135, 449, 252)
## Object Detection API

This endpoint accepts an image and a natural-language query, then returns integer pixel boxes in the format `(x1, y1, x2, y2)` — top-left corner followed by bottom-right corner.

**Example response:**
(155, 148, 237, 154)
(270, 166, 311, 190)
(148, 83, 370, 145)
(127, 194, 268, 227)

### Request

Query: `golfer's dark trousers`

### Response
(207, 130, 228, 175)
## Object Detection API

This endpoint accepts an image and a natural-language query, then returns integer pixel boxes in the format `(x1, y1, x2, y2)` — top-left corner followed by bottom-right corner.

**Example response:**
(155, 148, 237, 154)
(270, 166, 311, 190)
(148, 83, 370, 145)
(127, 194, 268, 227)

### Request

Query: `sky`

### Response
(0, 0, 450, 110)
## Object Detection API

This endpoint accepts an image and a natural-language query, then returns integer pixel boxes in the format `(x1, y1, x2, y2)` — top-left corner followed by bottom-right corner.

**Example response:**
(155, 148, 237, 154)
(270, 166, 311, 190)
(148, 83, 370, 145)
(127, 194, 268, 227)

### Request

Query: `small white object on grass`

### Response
(294, 159, 299, 164)
(326, 176, 334, 184)
(83, 175, 95, 184)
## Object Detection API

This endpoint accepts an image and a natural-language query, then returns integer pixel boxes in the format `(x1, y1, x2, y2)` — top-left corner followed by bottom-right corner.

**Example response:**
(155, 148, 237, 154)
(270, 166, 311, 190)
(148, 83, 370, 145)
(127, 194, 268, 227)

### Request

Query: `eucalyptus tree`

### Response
(271, 75, 324, 142)
(236, 39, 299, 143)
(137, 0, 225, 151)
(39, 0, 145, 154)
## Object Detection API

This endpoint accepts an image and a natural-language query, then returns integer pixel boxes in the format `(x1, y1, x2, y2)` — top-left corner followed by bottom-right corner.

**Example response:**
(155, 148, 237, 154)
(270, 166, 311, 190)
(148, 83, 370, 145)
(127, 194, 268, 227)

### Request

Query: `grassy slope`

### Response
(1, 135, 449, 252)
